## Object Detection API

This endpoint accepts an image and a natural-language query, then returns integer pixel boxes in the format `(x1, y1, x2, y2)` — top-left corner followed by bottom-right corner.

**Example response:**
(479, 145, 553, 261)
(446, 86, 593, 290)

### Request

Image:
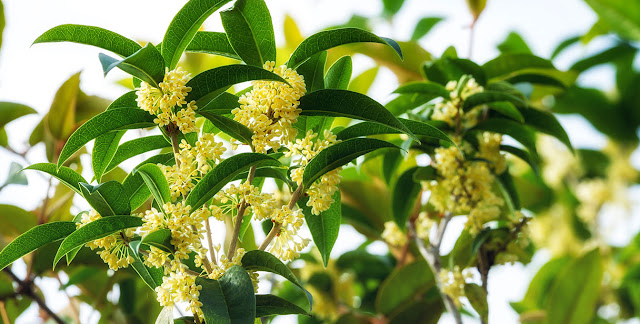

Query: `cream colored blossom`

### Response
(77, 210, 135, 271)
(432, 76, 484, 128)
(155, 268, 203, 320)
(438, 266, 473, 307)
(477, 132, 507, 174)
(382, 221, 407, 247)
(269, 224, 310, 261)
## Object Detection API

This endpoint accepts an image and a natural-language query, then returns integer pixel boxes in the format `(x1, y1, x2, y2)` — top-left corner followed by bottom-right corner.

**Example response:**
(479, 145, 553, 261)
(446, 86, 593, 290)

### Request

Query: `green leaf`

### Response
(382, 149, 404, 184)
(497, 31, 532, 54)
(466, 0, 487, 20)
(220, 0, 276, 66)
(197, 265, 256, 324)
(325, 56, 352, 90)
(483, 54, 555, 80)
(375, 260, 435, 315)
(185, 64, 286, 106)
(186, 153, 280, 212)
(198, 112, 254, 145)
(462, 91, 526, 112)
(161, 0, 233, 69)
(33, 24, 141, 57)
(551, 36, 581, 60)
(92, 131, 125, 182)
(47, 72, 80, 140)
(299, 189, 341, 267)
(255, 294, 310, 317)
(0, 0, 4, 50)
(80, 181, 130, 217)
(186, 31, 240, 60)
(241, 250, 312, 305)
(512, 257, 570, 312)
(198, 92, 240, 115)
(465, 283, 488, 322)
(136, 164, 172, 209)
(287, 28, 402, 69)
(0, 222, 77, 271)
(58, 108, 155, 167)
(298, 89, 418, 142)
(2, 162, 28, 186)
(141, 229, 174, 253)
(54, 216, 143, 268)
(0, 102, 37, 128)
(303, 138, 399, 187)
(520, 108, 573, 152)
(296, 51, 327, 93)
(546, 249, 603, 324)
(382, 0, 405, 16)
(129, 243, 164, 289)
(411, 17, 444, 41)
(100, 43, 166, 86)
(486, 101, 525, 122)
(123, 153, 176, 211)
(24, 163, 87, 195)
(336, 118, 452, 145)
(348, 66, 379, 94)
(570, 43, 637, 72)
(393, 81, 449, 98)
(471, 118, 537, 157)
(105, 135, 171, 174)
(500, 145, 539, 176)
(584, 0, 640, 41)
(392, 167, 421, 229)
(505, 73, 567, 89)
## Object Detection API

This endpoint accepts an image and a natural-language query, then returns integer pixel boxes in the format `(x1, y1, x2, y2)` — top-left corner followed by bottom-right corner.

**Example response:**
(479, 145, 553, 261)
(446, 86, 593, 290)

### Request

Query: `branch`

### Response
(259, 184, 305, 251)
(228, 165, 257, 259)
(3, 268, 65, 324)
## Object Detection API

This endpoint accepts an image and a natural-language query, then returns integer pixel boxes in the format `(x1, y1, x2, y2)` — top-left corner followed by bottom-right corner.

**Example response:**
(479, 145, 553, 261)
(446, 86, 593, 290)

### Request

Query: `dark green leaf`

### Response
(141, 229, 174, 253)
(220, 0, 276, 66)
(500, 145, 538, 176)
(197, 265, 256, 324)
(105, 135, 171, 174)
(161, 0, 233, 69)
(287, 28, 402, 68)
(336, 118, 452, 145)
(465, 283, 488, 321)
(136, 163, 171, 209)
(123, 153, 175, 211)
(392, 167, 421, 229)
(497, 170, 521, 210)
(411, 17, 443, 41)
(551, 36, 581, 60)
(255, 294, 310, 317)
(92, 131, 125, 182)
(393, 81, 449, 98)
(0, 102, 37, 128)
(570, 43, 637, 72)
(198, 92, 240, 115)
(471, 118, 537, 157)
(505, 73, 567, 89)
(486, 101, 525, 122)
(325, 56, 352, 90)
(186, 31, 240, 60)
(462, 91, 526, 112)
(100, 43, 166, 86)
(80, 181, 130, 217)
(24, 163, 87, 195)
(198, 112, 254, 145)
(296, 51, 326, 93)
(33, 24, 141, 57)
(520, 108, 573, 152)
(483, 54, 555, 80)
(382, 150, 403, 184)
(299, 189, 341, 267)
(0, 222, 76, 271)
(129, 243, 164, 289)
(375, 260, 435, 315)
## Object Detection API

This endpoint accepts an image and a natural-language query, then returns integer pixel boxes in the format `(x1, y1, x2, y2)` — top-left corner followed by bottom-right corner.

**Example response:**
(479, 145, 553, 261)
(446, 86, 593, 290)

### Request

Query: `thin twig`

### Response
(227, 165, 257, 259)
(205, 216, 217, 265)
(259, 184, 305, 251)
(0, 301, 10, 324)
(3, 268, 65, 324)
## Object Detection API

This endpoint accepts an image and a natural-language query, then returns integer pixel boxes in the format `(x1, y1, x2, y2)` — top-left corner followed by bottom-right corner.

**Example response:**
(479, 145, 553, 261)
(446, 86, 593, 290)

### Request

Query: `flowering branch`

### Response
(259, 183, 305, 251)
(228, 165, 257, 259)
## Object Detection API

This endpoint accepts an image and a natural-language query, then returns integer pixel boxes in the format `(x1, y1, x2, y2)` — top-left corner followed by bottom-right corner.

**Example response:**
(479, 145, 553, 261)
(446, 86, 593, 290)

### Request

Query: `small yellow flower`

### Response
(381, 221, 407, 247)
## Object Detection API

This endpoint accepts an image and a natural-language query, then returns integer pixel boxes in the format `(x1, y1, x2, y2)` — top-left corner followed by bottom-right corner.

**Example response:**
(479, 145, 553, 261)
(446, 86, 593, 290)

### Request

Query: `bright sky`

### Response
(1, 0, 636, 323)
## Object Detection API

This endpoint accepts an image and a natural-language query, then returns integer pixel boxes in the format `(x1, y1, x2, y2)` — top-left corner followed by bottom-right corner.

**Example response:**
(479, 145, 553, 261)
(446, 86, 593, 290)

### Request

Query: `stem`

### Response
(3, 268, 65, 324)
(468, 19, 476, 59)
(410, 213, 462, 324)
(193, 224, 213, 274)
(168, 126, 182, 168)
(205, 216, 217, 265)
(259, 184, 305, 251)
(227, 165, 257, 259)
(478, 246, 489, 324)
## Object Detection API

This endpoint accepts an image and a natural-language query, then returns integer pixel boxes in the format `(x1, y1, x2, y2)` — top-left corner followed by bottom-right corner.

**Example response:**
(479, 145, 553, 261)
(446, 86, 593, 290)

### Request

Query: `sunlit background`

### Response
(1, 0, 638, 323)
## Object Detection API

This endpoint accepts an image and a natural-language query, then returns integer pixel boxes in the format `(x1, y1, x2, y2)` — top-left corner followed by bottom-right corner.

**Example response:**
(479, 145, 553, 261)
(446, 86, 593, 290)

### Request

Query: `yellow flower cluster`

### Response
(155, 268, 203, 321)
(77, 210, 135, 271)
(269, 206, 310, 261)
(288, 130, 342, 215)
(477, 132, 507, 174)
(432, 77, 484, 128)
(381, 221, 407, 247)
(162, 136, 226, 200)
(214, 181, 278, 221)
(438, 266, 473, 307)
(415, 211, 435, 241)
(207, 246, 245, 280)
(232, 61, 306, 153)
(135, 67, 198, 133)
(427, 145, 504, 234)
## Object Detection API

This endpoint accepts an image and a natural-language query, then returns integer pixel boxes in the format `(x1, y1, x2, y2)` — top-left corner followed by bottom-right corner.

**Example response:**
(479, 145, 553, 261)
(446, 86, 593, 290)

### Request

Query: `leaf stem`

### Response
(259, 183, 305, 251)
(227, 165, 257, 259)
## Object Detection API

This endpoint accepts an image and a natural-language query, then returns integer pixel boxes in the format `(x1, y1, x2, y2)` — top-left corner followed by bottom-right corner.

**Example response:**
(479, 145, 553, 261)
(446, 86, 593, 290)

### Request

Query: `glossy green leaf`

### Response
(186, 31, 240, 60)
(80, 181, 130, 217)
(198, 112, 254, 145)
(500, 145, 538, 176)
(220, 0, 276, 66)
(186, 153, 280, 212)
(487, 101, 525, 122)
(141, 229, 174, 253)
(584, 0, 640, 41)
(296, 51, 327, 93)
(483, 54, 555, 80)
(336, 118, 452, 145)
(392, 167, 421, 229)
(123, 153, 176, 211)
(129, 243, 164, 289)
(161, 0, 233, 69)
(136, 163, 172, 209)
(197, 265, 256, 324)
(54, 216, 143, 268)
(325, 56, 352, 90)
(58, 108, 155, 167)
(24, 163, 88, 195)
(0, 222, 76, 271)
(185, 64, 286, 106)
(462, 91, 526, 111)
(287, 28, 402, 68)
(100, 43, 166, 86)
(497, 31, 532, 54)
(105, 135, 171, 174)
(376, 260, 435, 315)
(472, 118, 537, 157)
(511, 257, 570, 312)
(92, 131, 125, 182)
(298, 89, 417, 141)
(465, 283, 488, 322)
(571, 43, 637, 72)
(411, 17, 443, 41)
(520, 108, 573, 152)
(33, 24, 141, 57)
(506, 73, 567, 89)
(47, 72, 80, 140)
(393, 81, 449, 98)
(299, 189, 341, 267)
(198, 92, 240, 115)
(255, 294, 310, 317)
(0, 102, 37, 128)
(303, 138, 399, 187)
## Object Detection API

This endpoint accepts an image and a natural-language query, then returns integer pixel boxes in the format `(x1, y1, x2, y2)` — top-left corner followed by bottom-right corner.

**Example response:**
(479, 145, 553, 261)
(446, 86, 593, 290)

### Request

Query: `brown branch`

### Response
(3, 268, 65, 324)
(228, 165, 257, 259)
(259, 184, 305, 251)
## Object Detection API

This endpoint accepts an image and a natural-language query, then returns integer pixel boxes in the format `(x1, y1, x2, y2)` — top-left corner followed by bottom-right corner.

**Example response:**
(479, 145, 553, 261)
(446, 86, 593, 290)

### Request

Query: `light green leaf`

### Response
(57, 108, 155, 167)
(3, 162, 28, 187)
(0, 102, 37, 128)
(466, 0, 487, 20)
(33, 24, 141, 57)
(324, 56, 352, 90)
(185, 64, 286, 106)
(197, 265, 256, 324)
(47, 72, 80, 140)
(298, 89, 418, 142)
(299, 190, 341, 267)
(186, 31, 240, 60)
(100, 43, 166, 86)
(520, 108, 573, 152)
(105, 135, 171, 174)
(465, 283, 488, 322)
(186, 153, 280, 212)
(303, 138, 399, 187)
(92, 131, 125, 182)
(296, 51, 326, 93)
(136, 164, 171, 209)
(54, 216, 143, 268)
(336, 118, 452, 145)
(0, 222, 76, 271)
(155, 306, 174, 324)
(348, 66, 379, 94)
(497, 31, 532, 54)
(584, 0, 640, 41)
(0, 205, 36, 239)
(198, 112, 254, 145)
(255, 294, 310, 318)
(80, 181, 130, 217)
(287, 28, 402, 69)
(392, 167, 421, 229)
(141, 229, 174, 253)
(161, 0, 233, 69)
(411, 17, 444, 41)
(24, 163, 87, 195)
(0, 0, 4, 49)
(220, 0, 276, 66)
(393, 81, 449, 98)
